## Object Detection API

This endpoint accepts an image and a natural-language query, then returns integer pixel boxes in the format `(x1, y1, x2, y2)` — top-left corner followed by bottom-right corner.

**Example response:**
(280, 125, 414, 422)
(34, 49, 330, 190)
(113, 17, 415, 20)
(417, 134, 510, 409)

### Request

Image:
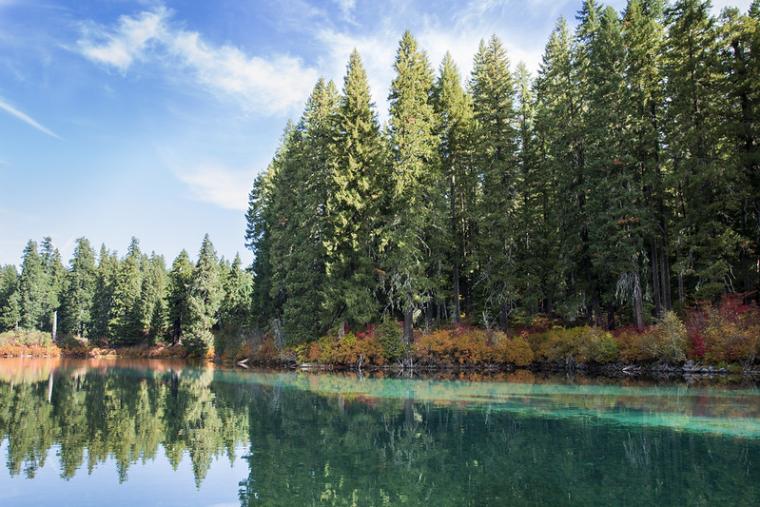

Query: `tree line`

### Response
(0, 235, 251, 351)
(246, 0, 760, 345)
(1, 0, 757, 350)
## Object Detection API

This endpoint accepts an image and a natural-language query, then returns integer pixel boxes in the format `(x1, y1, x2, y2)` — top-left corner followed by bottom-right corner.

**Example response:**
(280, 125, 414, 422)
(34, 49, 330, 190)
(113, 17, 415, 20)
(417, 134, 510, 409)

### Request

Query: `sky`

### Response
(0, 0, 753, 267)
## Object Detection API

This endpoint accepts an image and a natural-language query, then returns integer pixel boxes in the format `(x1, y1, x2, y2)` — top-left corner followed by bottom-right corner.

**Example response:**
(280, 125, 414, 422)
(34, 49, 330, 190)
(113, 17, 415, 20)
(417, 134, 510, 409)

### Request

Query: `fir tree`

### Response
(0, 265, 19, 331)
(219, 253, 253, 332)
(432, 53, 476, 322)
(108, 237, 144, 343)
(60, 238, 97, 337)
(323, 50, 386, 333)
(385, 31, 439, 343)
(185, 235, 223, 353)
(90, 245, 118, 340)
(168, 250, 193, 345)
(18, 240, 47, 330)
(469, 35, 518, 329)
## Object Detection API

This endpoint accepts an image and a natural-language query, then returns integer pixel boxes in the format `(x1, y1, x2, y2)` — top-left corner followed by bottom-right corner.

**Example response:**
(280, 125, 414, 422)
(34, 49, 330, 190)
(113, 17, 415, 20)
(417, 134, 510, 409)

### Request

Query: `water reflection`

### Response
(0, 358, 759, 506)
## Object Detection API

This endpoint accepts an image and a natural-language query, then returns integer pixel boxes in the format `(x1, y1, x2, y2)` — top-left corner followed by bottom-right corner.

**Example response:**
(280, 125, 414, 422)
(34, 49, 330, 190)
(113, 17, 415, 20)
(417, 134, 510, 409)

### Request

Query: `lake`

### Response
(0, 358, 759, 506)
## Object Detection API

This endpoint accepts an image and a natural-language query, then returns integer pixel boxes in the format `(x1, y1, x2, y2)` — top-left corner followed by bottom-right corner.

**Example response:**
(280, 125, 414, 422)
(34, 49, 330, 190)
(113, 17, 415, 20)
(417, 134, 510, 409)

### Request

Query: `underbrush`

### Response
(0, 330, 59, 357)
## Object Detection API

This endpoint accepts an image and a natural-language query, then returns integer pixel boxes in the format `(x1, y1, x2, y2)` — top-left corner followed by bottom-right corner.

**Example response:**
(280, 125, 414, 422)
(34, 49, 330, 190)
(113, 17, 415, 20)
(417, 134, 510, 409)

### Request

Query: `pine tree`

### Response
(60, 238, 97, 337)
(108, 237, 144, 344)
(168, 250, 193, 345)
(584, 6, 648, 329)
(533, 18, 576, 318)
(512, 62, 544, 316)
(90, 245, 118, 340)
(246, 166, 277, 330)
(384, 32, 439, 343)
(719, 3, 760, 298)
(137, 253, 168, 342)
(185, 235, 223, 353)
(0, 265, 19, 331)
(263, 81, 342, 343)
(323, 50, 386, 333)
(39, 237, 65, 332)
(219, 253, 253, 333)
(18, 240, 47, 330)
(664, 0, 738, 302)
(623, 0, 671, 317)
(432, 53, 476, 322)
(469, 35, 518, 329)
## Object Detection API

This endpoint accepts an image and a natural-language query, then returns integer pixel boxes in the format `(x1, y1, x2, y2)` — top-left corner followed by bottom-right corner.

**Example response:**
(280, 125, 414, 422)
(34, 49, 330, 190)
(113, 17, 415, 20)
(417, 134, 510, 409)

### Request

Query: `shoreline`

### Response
(2, 343, 759, 379)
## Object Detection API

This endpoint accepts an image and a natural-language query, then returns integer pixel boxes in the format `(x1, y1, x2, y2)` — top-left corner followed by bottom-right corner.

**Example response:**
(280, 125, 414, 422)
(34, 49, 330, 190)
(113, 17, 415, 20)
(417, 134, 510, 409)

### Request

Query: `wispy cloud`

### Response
(0, 97, 61, 139)
(78, 7, 167, 71)
(77, 6, 318, 115)
(174, 164, 257, 211)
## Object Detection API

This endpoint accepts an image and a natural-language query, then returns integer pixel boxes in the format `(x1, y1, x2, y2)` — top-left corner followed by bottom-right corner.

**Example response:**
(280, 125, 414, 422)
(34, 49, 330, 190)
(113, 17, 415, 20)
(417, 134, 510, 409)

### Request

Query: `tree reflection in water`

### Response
(0, 359, 759, 506)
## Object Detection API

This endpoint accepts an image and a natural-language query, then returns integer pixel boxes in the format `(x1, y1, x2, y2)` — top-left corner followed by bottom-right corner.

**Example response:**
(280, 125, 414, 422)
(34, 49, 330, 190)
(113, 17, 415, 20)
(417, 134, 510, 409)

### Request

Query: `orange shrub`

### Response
(616, 312, 687, 363)
(492, 332, 535, 367)
(413, 328, 493, 366)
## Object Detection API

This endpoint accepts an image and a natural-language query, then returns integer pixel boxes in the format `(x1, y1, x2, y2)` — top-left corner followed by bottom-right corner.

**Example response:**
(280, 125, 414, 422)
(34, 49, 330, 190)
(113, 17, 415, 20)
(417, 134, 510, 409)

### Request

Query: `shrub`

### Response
(691, 297, 760, 365)
(183, 329, 215, 358)
(376, 318, 404, 363)
(577, 327, 619, 364)
(493, 332, 535, 367)
(617, 312, 687, 363)
(0, 329, 53, 347)
(413, 327, 494, 366)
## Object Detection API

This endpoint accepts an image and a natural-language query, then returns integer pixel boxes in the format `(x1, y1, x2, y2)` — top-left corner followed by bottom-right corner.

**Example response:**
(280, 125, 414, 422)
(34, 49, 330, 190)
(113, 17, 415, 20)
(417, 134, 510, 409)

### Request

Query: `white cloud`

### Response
(78, 7, 167, 71)
(0, 97, 61, 139)
(175, 164, 257, 211)
(77, 6, 318, 115)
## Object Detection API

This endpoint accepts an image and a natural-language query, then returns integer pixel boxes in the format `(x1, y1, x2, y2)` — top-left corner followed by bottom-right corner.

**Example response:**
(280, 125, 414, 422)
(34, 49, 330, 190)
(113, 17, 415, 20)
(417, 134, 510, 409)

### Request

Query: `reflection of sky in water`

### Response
(0, 440, 248, 507)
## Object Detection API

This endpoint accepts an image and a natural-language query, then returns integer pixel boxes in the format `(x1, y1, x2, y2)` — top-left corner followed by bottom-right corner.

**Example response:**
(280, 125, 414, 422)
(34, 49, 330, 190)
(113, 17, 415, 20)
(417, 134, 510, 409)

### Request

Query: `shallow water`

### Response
(0, 358, 759, 506)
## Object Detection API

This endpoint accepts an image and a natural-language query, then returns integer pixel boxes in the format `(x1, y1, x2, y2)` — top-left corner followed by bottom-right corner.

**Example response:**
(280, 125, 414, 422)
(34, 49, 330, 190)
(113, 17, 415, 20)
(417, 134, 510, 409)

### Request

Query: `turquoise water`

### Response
(0, 359, 759, 506)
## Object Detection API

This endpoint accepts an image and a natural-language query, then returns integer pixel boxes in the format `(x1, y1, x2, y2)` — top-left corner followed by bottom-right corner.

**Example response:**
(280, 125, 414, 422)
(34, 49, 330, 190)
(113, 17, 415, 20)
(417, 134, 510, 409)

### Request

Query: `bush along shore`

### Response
(238, 296, 760, 376)
(3, 294, 759, 377)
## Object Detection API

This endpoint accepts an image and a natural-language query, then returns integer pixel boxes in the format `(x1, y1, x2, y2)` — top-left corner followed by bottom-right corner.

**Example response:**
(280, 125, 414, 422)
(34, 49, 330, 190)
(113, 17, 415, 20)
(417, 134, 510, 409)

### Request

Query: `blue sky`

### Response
(0, 0, 752, 266)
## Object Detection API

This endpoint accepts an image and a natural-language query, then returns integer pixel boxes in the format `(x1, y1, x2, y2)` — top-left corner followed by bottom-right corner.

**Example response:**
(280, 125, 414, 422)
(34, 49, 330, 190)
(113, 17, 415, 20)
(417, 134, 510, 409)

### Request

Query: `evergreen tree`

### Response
(664, 0, 738, 302)
(219, 254, 253, 332)
(533, 18, 576, 317)
(17, 240, 47, 330)
(185, 235, 223, 353)
(623, 0, 671, 317)
(0, 265, 19, 331)
(269, 80, 341, 343)
(168, 250, 193, 345)
(512, 62, 543, 316)
(385, 31, 439, 343)
(585, 6, 648, 329)
(719, 3, 760, 298)
(323, 50, 386, 333)
(108, 237, 144, 344)
(432, 53, 476, 322)
(245, 167, 277, 330)
(469, 35, 518, 329)
(90, 245, 118, 340)
(137, 253, 168, 342)
(39, 237, 65, 332)
(60, 238, 97, 337)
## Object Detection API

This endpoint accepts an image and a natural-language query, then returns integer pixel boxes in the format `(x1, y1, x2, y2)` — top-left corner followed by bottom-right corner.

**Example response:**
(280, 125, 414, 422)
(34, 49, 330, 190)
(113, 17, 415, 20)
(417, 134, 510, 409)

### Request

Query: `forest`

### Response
(0, 0, 759, 362)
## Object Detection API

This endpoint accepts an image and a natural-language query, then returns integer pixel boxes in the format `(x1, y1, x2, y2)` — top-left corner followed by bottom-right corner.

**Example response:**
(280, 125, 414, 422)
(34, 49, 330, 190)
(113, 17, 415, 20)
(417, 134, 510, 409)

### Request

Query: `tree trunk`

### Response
(633, 272, 644, 331)
(651, 240, 662, 317)
(403, 308, 413, 345)
(452, 263, 461, 323)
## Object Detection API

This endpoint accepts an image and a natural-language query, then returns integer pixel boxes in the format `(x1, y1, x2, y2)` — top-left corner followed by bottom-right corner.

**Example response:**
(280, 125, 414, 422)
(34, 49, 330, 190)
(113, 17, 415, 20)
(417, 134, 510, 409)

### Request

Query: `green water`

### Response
(1, 359, 759, 506)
